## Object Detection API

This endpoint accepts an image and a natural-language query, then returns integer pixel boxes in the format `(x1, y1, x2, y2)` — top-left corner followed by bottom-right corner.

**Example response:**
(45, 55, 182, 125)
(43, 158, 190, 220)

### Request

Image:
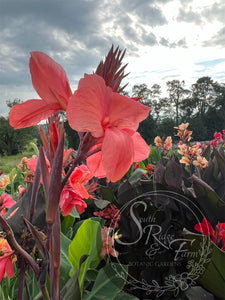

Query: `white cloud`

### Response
(1, 0, 225, 116)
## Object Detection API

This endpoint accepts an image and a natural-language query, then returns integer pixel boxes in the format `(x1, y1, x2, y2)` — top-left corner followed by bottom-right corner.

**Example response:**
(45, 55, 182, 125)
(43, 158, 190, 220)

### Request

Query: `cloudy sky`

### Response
(1, 0, 225, 117)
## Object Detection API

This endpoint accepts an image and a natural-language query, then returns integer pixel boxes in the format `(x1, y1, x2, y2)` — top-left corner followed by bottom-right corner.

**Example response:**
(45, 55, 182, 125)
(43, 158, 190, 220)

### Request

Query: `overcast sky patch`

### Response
(0, 0, 225, 117)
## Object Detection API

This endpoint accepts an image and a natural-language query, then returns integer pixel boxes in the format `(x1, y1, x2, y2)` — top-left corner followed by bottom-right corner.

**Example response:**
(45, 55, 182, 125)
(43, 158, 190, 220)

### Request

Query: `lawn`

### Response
(0, 151, 35, 174)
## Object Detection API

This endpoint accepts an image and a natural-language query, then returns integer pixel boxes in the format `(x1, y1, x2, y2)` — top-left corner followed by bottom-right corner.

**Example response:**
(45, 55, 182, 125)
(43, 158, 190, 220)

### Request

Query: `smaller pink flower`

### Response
(60, 186, 87, 216)
(163, 136, 172, 151)
(0, 238, 16, 282)
(0, 194, 16, 215)
(18, 157, 29, 171)
(18, 185, 28, 199)
(100, 227, 119, 258)
(154, 136, 162, 147)
(69, 165, 93, 199)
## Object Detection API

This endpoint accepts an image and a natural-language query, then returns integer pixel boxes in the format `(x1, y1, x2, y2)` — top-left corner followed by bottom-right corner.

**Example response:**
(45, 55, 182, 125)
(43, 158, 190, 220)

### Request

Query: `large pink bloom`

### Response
(0, 238, 16, 282)
(67, 74, 150, 182)
(9, 52, 72, 129)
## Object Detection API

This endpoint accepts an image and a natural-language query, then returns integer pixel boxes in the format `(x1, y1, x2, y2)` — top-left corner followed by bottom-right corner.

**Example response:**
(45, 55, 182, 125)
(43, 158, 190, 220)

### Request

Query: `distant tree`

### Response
(0, 100, 39, 155)
(64, 120, 80, 150)
(132, 83, 151, 106)
(191, 77, 217, 117)
(138, 115, 157, 145)
(166, 80, 190, 126)
(157, 118, 176, 138)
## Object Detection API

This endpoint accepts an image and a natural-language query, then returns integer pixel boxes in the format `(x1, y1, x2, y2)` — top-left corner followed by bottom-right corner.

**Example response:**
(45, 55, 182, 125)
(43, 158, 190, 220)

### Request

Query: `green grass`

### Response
(0, 151, 35, 174)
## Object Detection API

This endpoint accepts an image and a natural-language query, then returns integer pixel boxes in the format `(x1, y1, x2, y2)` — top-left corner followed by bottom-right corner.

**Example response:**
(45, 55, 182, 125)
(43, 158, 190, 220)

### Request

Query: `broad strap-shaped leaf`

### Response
(213, 147, 225, 179)
(190, 176, 225, 224)
(154, 160, 165, 184)
(60, 255, 89, 300)
(68, 219, 102, 292)
(185, 232, 225, 299)
(84, 263, 128, 300)
(164, 155, 182, 189)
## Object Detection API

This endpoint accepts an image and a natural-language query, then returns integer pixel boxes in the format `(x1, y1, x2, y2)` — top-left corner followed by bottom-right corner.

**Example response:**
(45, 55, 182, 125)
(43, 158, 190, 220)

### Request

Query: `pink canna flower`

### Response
(67, 74, 150, 182)
(0, 238, 16, 282)
(69, 165, 93, 199)
(9, 52, 72, 129)
(0, 193, 16, 215)
(60, 186, 87, 216)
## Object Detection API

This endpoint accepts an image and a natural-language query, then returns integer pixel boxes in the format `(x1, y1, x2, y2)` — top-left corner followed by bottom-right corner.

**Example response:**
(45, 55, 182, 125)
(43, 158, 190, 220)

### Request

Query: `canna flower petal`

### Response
(9, 100, 59, 129)
(5, 257, 15, 278)
(30, 51, 72, 107)
(195, 218, 215, 242)
(9, 52, 72, 129)
(101, 128, 134, 182)
(86, 150, 106, 179)
(131, 131, 150, 162)
(67, 76, 107, 138)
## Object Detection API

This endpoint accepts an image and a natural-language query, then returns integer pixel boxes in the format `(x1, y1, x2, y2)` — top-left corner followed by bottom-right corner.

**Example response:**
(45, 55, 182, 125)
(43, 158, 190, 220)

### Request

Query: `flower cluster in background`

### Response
(195, 218, 225, 250)
(210, 130, 225, 147)
(154, 135, 172, 151)
(175, 123, 208, 168)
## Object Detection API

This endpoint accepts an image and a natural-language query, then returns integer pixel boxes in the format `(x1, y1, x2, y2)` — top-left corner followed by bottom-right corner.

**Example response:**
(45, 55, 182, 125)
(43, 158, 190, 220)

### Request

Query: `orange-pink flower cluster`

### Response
(175, 123, 208, 168)
(154, 136, 172, 151)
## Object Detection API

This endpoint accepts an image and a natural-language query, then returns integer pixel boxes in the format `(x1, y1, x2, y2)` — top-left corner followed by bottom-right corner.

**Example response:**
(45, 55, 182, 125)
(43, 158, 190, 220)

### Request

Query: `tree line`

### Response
(1, 76, 225, 156)
(131, 76, 225, 143)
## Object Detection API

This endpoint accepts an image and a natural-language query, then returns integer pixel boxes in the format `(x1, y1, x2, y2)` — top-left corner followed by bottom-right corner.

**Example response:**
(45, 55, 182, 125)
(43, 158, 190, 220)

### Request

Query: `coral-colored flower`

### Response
(69, 165, 93, 199)
(0, 238, 16, 282)
(0, 194, 16, 215)
(9, 52, 72, 129)
(179, 156, 190, 166)
(163, 136, 172, 151)
(189, 145, 202, 156)
(175, 123, 192, 142)
(178, 144, 189, 156)
(154, 136, 163, 147)
(0, 175, 10, 190)
(67, 74, 150, 182)
(193, 156, 208, 168)
(26, 155, 51, 184)
(60, 186, 87, 216)
(146, 164, 154, 174)
(18, 157, 29, 171)
(174, 123, 189, 131)
(100, 227, 119, 258)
